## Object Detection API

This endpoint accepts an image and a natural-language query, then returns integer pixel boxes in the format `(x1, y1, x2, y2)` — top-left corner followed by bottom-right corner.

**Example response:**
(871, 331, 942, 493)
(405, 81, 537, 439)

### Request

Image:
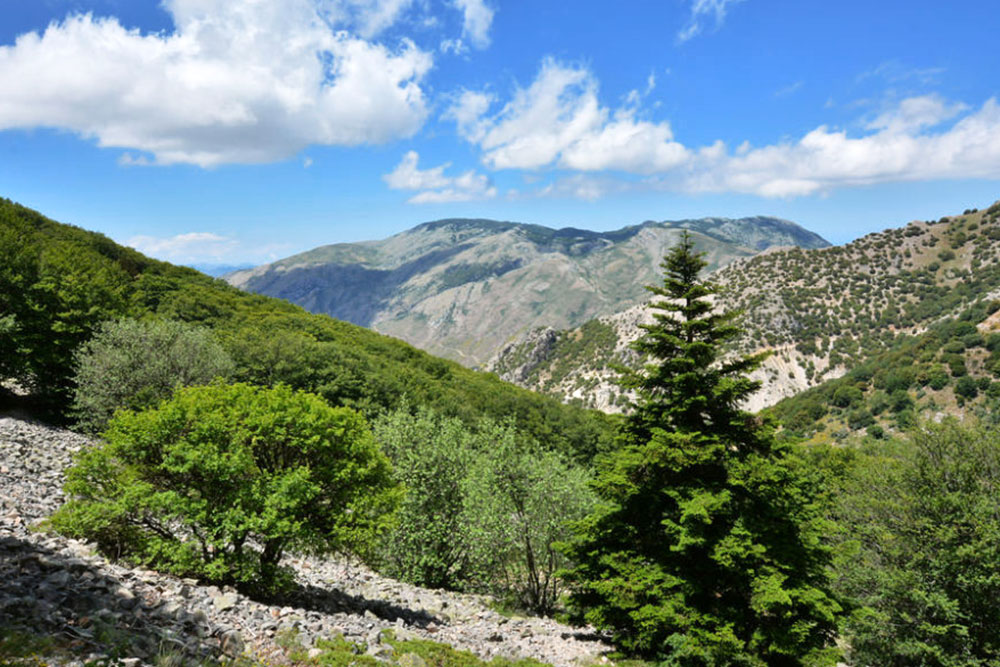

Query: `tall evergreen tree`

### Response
(562, 233, 841, 666)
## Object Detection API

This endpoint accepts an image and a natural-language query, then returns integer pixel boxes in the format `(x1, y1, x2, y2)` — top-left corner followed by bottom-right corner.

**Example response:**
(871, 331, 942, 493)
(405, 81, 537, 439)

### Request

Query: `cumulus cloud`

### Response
(454, 60, 1000, 200)
(442, 89, 494, 141)
(680, 96, 1000, 197)
(451, 0, 494, 49)
(865, 94, 966, 134)
(677, 0, 745, 43)
(126, 232, 238, 261)
(321, 0, 415, 38)
(0, 0, 434, 166)
(447, 59, 689, 173)
(384, 150, 496, 203)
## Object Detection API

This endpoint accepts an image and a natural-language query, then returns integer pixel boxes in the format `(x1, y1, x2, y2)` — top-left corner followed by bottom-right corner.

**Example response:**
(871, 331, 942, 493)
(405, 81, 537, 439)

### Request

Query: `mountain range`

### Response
(226, 216, 830, 366)
(488, 202, 1000, 422)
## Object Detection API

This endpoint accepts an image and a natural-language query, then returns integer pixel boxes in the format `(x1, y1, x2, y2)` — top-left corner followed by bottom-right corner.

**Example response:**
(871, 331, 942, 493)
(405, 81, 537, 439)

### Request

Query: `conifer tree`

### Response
(562, 233, 841, 666)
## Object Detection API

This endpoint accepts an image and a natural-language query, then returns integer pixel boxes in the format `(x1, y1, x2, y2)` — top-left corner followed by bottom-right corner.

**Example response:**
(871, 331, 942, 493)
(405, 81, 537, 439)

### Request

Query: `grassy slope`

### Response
(0, 198, 615, 459)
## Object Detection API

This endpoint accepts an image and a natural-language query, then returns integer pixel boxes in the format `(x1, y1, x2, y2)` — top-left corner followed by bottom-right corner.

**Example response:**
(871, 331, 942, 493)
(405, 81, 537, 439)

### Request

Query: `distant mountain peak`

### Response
(228, 215, 829, 366)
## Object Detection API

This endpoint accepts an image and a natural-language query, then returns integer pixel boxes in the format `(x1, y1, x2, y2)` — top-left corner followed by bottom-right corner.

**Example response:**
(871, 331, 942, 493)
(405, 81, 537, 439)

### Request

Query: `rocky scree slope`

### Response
(488, 202, 1000, 413)
(227, 217, 828, 367)
(0, 416, 611, 666)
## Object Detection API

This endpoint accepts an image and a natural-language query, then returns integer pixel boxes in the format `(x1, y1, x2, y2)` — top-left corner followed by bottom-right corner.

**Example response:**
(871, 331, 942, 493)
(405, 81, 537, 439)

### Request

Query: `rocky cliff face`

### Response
(228, 217, 829, 366)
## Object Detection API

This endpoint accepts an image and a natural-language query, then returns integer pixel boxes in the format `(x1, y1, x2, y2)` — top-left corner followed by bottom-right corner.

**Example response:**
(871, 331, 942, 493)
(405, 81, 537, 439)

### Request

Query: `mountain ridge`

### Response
(227, 216, 830, 366)
(488, 202, 1000, 414)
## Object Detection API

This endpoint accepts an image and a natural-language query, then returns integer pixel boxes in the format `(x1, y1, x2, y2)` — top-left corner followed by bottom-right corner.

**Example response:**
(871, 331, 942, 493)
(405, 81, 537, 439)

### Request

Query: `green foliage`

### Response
(831, 386, 862, 408)
(463, 421, 594, 613)
(0, 200, 133, 409)
(72, 318, 234, 432)
(384, 632, 548, 667)
(374, 406, 475, 589)
(955, 375, 979, 399)
(562, 234, 840, 665)
(0, 198, 612, 457)
(833, 422, 1000, 666)
(51, 382, 399, 593)
(374, 407, 594, 613)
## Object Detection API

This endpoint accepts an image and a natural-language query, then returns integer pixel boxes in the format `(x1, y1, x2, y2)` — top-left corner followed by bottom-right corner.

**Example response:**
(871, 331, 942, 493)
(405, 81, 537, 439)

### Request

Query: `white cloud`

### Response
(677, 0, 745, 43)
(680, 96, 1000, 197)
(451, 0, 494, 49)
(439, 37, 467, 55)
(126, 232, 238, 260)
(443, 89, 494, 141)
(321, 0, 415, 38)
(774, 81, 803, 98)
(384, 150, 496, 203)
(0, 1, 433, 166)
(865, 94, 966, 134)
(535, 174, 629, 201)
(447, 59, 689, 173)
(857, 60, 946, 86)
(452, 58, 1000, 200)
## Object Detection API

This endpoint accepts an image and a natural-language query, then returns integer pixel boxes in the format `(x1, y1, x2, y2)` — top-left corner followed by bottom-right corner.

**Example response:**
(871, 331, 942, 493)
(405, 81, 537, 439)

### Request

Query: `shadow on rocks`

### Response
(0, 533, 221, 664)
(274, 580, 442, 629)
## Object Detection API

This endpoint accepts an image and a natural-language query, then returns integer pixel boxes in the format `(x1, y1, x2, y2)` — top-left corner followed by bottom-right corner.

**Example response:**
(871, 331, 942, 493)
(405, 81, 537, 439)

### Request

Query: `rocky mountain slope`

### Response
(227, 217, 829, 366)
(0, 415, 610, 666)
(488, 201, 1000, 413)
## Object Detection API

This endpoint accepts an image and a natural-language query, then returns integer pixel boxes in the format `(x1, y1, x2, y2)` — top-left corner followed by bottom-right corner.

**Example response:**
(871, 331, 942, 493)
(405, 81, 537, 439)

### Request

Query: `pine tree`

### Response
(562, 233, 841, 666)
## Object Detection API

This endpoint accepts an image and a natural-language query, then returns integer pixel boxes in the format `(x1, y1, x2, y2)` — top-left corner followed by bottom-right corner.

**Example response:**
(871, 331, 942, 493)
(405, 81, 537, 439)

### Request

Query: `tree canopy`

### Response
(52, 382, 399, 593)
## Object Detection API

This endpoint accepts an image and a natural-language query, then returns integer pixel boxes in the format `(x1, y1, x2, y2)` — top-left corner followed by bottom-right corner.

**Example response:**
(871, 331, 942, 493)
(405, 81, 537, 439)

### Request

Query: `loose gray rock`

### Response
(0, 415, 612, 667)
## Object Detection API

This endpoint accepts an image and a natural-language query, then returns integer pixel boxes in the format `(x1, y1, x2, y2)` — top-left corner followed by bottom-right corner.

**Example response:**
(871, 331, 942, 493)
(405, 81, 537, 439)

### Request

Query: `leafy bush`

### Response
(463, 421, 594, 613)
(834, 422, 1000, 666)
(51, 382, 399, 593)
(72, 318, 234, 432)
(832, 385, 863, 408)
(955, 375, 979, 399)
(374, 407, 593, 613)
(374, 406, 476, 589)
(928, 366, 950, 390)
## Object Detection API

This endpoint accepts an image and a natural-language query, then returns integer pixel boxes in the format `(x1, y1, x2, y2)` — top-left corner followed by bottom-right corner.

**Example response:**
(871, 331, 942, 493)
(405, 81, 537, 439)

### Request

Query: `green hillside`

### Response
(0, 198, 614, 459)
(769, 299, 1000, 440)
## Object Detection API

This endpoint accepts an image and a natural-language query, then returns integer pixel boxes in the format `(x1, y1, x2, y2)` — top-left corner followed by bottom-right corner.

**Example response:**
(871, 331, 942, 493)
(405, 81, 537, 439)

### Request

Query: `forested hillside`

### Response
(489, 201, 1000, 414)
(0, 198, 614, 459)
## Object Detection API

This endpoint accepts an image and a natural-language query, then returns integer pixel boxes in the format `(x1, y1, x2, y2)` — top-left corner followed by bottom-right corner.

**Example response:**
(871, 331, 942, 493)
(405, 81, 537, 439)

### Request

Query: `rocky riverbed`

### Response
(0, 416, 612, 666)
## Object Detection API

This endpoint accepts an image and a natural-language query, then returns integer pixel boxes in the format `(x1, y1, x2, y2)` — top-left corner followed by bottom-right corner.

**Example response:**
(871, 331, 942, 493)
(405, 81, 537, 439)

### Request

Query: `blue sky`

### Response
(1, 0, 999, 265)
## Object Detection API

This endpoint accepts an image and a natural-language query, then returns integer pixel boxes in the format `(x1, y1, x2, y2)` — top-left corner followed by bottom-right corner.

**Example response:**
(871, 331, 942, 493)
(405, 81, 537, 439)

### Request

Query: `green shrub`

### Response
(72, 318, 234, 432)
(51, 382, 399, 594)
(928, 366, 950, 390)
(462, 421, 594, 613)
(834, 422, 1000, 665)
(832, 385, 863, 408)
(375, 407, 593, 613)
(955, 375, 979, 399)
(374, 406, 476, 589)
